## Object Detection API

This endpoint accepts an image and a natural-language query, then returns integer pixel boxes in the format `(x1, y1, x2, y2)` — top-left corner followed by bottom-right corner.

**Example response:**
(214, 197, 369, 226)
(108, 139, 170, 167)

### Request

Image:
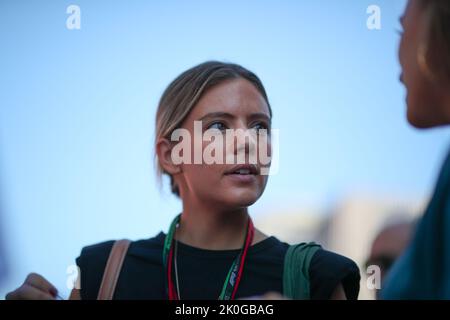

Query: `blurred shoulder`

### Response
(76, 231, 166, 261)
(74, 232, 165, 299)
(309, 248, 361, 300)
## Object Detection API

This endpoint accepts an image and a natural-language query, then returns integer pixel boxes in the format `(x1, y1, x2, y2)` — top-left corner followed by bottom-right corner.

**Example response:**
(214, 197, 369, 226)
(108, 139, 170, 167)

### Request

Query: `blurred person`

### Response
(0, 164, 9, 289)
(0, 206, 6, 288)
(381, 0, 450, 299)
(365, 220, 415, 298)
(6, 62, 360, 300)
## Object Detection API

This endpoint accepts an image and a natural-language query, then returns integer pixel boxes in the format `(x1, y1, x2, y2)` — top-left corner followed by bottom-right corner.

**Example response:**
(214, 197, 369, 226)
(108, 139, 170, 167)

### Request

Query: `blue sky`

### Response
(1, 0, 449, 297)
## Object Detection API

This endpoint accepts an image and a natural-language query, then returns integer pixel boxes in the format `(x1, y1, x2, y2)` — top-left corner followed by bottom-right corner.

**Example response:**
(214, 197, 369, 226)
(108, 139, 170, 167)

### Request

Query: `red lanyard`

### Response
(163, 213, 255, 300)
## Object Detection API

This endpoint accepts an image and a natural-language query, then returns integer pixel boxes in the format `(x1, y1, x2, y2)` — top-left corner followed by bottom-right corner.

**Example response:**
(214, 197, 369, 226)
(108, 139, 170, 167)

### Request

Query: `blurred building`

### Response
(255, 208, 324, 245)
(254, 194, 426, 300)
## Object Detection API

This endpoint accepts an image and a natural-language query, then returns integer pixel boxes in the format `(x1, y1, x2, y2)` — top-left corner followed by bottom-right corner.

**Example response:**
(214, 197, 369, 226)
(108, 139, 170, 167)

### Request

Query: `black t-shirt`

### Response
(76, 231, 360, 300)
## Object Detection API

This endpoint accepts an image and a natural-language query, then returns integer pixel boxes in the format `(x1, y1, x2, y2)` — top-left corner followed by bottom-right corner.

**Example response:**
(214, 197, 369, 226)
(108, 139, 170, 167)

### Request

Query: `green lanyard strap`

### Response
(163, 213, 254, 300)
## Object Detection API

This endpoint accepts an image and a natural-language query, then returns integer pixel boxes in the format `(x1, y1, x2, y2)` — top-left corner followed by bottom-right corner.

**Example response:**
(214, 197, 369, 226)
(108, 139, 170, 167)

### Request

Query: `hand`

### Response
(5, 273, 58, 300)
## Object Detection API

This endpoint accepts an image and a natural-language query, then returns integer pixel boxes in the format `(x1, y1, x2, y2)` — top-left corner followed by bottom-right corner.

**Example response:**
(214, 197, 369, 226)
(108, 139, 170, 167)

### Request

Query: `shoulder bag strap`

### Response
(97, 239, 131, 300)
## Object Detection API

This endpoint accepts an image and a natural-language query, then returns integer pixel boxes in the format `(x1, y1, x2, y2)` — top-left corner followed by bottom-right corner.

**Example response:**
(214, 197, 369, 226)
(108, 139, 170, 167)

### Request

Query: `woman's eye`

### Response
(207, 122, 227, 131)
(252, 122, 269, 132)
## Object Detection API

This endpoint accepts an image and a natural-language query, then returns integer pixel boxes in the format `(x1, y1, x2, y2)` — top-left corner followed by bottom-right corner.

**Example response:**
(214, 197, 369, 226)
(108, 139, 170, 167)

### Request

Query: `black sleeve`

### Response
(309, 249, 360, 300)
(75, 240, 115, 300)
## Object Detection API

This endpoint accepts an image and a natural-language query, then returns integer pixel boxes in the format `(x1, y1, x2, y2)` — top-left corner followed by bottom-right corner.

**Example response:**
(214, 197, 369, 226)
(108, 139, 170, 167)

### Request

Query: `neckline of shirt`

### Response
(156, 231, 280, 259)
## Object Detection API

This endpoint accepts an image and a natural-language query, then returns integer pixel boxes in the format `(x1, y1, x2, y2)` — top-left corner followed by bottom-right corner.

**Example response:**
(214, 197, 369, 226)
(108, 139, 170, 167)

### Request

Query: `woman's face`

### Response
(174, 78, 271, 209)
(399, 0, 449, 128)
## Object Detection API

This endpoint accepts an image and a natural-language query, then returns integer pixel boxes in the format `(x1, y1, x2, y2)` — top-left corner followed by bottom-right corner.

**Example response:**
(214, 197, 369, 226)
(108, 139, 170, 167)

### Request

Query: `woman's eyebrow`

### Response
(198, 112, 234, 122)
(248, 112, 271, 122)
(197, 111, 271, 123)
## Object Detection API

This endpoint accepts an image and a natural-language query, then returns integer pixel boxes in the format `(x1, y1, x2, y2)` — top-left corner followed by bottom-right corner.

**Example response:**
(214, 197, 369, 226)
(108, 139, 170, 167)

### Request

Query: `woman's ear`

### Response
(156, 138, 182, 175)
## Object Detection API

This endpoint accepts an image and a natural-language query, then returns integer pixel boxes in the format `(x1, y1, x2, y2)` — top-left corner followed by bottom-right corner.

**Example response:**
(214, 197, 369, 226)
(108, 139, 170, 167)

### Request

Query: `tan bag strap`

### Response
(97, 239, 131, 300)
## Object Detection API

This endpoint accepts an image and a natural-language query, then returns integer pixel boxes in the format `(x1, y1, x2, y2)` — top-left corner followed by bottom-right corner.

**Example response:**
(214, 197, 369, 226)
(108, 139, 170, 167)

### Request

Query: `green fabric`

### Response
(282, 242, 321, 299)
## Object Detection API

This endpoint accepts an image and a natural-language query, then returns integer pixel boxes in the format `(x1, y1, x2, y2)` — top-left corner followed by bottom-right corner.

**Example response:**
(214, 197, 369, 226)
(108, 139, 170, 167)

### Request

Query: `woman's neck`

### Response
(173, 204, 267, 250)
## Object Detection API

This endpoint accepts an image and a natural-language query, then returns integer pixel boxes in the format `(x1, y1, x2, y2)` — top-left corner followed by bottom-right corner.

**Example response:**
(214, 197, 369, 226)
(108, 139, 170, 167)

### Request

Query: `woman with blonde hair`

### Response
(6, 61, 360, 300)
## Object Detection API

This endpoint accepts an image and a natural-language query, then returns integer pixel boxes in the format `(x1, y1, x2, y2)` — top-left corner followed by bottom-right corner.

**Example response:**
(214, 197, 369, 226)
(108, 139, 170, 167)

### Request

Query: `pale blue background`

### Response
(1, 0, 449, 297)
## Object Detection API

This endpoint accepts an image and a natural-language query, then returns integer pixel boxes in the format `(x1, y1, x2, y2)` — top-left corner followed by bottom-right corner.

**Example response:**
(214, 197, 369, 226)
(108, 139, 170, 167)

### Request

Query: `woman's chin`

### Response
(221, 190, 260, 208)
(406, 106, 438, 129)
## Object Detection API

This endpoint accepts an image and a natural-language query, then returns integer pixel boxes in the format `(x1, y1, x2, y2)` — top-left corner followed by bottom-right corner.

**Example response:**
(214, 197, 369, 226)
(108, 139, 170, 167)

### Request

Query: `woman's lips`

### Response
(224, 164, 259, 175)
(224, 172, 257, 184)
(224, 164, 259, 184)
